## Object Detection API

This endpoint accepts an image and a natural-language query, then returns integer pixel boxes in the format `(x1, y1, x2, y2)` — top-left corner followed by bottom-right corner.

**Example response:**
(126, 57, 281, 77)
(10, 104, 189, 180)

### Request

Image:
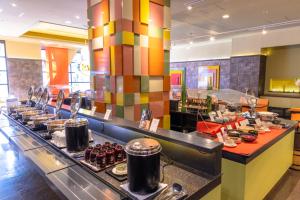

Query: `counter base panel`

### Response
(221, 130, 294, 200)
(200, 185, 221, 200)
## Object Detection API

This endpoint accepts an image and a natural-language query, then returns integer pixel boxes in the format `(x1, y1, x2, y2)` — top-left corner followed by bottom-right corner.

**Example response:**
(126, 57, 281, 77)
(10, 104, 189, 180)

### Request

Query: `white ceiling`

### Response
(0, 0, 87, 36)
(171, 0, 300, 44)
(0, 0, 300, 45)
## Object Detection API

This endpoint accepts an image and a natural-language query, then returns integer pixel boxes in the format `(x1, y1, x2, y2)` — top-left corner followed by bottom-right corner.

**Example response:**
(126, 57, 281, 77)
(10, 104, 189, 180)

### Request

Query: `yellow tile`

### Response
(140, 93, 149, 104)
(110, 46, 116, 75)
(122, 31, 134, 45)
(163, 115, 170, 130)
(116, 93, 124, 106)
(122, 0, 133, 20)
(88, 28, 93, 40)
(109, 21, 115, 35)
(163, 29, 170, 40)
(140, 0, 149, 24)
(104, 91, 111, 104)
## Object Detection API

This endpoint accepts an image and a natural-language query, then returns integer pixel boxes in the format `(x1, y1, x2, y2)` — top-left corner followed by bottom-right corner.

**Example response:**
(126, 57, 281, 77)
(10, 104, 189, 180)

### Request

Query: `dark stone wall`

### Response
(171, 55, 266, 96)
(7, 58, 43, 99)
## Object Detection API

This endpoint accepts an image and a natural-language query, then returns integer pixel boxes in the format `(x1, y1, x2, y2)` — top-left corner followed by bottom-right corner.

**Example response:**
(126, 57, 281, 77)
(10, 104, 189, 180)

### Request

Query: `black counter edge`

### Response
(49, 104, 224, 154)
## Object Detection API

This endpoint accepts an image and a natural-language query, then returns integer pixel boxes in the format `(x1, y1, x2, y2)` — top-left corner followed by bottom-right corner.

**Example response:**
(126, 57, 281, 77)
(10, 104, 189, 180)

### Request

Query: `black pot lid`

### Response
(125, 138, 162, 156)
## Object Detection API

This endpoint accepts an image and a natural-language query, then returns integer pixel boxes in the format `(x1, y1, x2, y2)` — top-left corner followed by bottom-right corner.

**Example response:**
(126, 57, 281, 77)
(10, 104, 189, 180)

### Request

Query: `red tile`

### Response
(164, 100, 169, 115)
(149, 101, 164, 117)
(141, 47, 148, 75)
(115, 45, 123, 75)
(133, 0, 140, 22)
(150, 2, 163, 27)
(163, 76, 170, 91)
(123, 46, 133, 75)
(134, 104, 141, 121)
(94, 49, 110, 74)
(124, 76, 140, 93)
(116, 19, 133, 32)
(149, 92, 163, 102)
(110, 76, 116, 93)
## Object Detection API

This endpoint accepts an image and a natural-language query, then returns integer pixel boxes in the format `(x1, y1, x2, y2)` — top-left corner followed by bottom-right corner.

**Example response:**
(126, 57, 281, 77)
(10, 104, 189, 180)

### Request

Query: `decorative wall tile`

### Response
(149, 2, 163, 27)
(140, 0, 150, 24)
(149, 77, 163, 92)
(122, 0, 133, 20)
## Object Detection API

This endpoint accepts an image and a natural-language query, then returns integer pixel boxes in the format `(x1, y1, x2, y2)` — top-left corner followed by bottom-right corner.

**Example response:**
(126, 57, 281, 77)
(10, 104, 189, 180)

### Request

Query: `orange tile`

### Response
(93, 26, 103, 37)
(149, 101, 164, 118)
(95, 102, 106, 113)
(111, 93, 116, 104)
(164, 100, 169, 115)
(133, 0, 140, 22)
(102, 0, 109, 24)
(163, 76, 170, 91)
(133, 21, 148, 35)
(141, 47, 148, 75)
(123, 46, 133, 75)
(149, 92, 163, 102)
(115, 45, 123, 75)
(134, 104, 141, 121)
(149, 37, 164, 75)
(103, 35, 110, 47)
(92, 3, 102, 26)
(124, 76, 141, 93)
(94, 49, 110, 74)
(163, 92, 169, 101)
(110, 76, 116, 93)
(116, 19, 133, 32)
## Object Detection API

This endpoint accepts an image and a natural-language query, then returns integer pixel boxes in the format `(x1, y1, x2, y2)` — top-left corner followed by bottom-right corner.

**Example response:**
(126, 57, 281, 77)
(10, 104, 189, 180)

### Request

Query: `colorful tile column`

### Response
(88, 0, 170, 129)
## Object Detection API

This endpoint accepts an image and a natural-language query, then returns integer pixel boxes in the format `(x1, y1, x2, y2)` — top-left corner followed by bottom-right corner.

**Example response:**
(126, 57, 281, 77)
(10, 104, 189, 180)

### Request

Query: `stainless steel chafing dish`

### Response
(21, 110, 43, 121)
(30, 114, 56, 126)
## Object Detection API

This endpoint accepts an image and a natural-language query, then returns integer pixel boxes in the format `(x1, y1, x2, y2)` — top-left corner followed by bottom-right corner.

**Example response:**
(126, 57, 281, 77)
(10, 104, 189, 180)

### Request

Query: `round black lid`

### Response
(125, 138, 161, 156)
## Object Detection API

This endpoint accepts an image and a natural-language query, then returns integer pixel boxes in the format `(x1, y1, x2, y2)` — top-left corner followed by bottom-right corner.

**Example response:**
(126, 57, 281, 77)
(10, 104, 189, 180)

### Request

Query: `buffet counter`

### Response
(192, 119, 297, 200)
(0, 103, 224, 200)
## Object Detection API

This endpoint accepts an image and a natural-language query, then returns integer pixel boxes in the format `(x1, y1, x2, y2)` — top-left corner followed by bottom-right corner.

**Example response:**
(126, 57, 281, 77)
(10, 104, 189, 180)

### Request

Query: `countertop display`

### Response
(0, 102, 223, 200)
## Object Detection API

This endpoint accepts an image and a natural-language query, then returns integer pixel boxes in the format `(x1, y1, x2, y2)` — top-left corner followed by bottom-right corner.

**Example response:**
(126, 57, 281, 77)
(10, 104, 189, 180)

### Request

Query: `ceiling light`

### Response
(0, 9, 3, 13)
(75, 15, 80, 19)
(65, 20, 72, 24)
(11, 3, 17, 7)
(262, 29, 267, 35)
(18, 12, 24, 17)
(210, 36, 215, 41)
(189, 41, 193, 45)
(187, 6, 192, 10)
(222, 14, 230, 19)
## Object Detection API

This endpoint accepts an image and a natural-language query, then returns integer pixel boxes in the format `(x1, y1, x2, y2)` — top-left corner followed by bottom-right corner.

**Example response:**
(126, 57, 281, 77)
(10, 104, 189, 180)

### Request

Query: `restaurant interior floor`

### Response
(0, 128, 299, 200)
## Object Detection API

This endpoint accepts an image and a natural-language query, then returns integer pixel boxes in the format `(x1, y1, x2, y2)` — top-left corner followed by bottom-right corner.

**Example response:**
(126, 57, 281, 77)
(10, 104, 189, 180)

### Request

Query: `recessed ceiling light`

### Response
(75, 15, 80, 19)
(18, 12, 24, 17)
(189, 41, 193, 45)
(210, 36, 215, 41)
(222, 14, 230, 19)
(262, 29, 267, 35)
(0, 9, 3, 13)
(65, 20, 72, 24)
(187, 6, 192, 10)
(11, 3, 17, 7)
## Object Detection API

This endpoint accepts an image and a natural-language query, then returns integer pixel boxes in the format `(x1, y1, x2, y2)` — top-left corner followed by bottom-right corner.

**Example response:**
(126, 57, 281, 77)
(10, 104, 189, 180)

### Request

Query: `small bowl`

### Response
(241, 134, 257, 143)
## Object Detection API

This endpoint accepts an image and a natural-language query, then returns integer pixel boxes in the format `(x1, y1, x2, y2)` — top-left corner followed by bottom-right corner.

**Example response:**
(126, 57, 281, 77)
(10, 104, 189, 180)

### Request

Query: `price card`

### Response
(104, 109, 112, 120)
(91, 106, 97, 115)
(209, 113, 215, 121)
(221, 127, 225, 134)
(245, 119, 250, 125)
(149, 118, 160, 133)
(235, 122, 240, 129)
(227, 125, 233, 130)
(217, 111, 223, 118)
(255, 118, 262, 126)
(216, 132, 224, 143)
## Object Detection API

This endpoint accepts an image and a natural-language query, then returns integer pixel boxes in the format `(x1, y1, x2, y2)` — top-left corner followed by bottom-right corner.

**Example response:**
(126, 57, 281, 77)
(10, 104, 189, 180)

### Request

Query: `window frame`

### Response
(0, 40, 9, 96)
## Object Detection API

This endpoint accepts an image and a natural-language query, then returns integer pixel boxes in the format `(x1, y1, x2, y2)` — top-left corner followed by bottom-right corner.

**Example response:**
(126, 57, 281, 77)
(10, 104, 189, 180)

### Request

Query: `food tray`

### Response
(49, 137, 94, 149)
(105, 167, 127, 182)
(79, 159, 126, 173)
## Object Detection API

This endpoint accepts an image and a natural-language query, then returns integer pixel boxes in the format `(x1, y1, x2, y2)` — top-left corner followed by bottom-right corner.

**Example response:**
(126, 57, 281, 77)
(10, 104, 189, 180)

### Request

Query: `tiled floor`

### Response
(0, 131, 65, 200)
(266, 169, 300, 200)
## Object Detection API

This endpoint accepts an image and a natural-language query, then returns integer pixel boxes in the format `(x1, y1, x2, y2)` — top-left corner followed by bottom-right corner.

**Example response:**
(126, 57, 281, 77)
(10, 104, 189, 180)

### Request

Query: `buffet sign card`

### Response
(255, 118, 262, 126)
(149, 119, 160, 133)
(216, 132, 224, 143)
(104, 109, 112, 120)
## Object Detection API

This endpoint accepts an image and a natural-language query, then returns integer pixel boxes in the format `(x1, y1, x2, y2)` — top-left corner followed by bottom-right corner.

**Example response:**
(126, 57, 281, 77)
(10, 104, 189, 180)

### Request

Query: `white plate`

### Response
(224, 142, 237, 148)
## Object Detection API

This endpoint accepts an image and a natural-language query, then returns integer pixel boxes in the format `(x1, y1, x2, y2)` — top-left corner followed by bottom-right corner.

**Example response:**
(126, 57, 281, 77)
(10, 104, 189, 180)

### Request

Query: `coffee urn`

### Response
(65, 118, 89, 152)
(125, 138, 162, 195)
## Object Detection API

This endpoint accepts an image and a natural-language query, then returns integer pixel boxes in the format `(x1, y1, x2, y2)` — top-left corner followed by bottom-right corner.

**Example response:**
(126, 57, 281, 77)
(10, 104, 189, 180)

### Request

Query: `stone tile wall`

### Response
(7, 58, 43, 99)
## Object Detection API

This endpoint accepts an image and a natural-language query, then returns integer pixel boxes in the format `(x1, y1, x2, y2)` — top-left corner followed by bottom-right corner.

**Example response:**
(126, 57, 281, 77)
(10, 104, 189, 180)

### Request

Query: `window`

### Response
(69, 47, 90, 93)
(0, 41, 8, 98)
(41, 49, 49, 87)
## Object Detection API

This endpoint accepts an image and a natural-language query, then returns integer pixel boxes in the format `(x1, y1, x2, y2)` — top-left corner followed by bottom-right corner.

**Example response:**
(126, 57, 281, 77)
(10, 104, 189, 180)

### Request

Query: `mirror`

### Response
(56, 90, 65, 112)
(70, 92, 82, 118)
